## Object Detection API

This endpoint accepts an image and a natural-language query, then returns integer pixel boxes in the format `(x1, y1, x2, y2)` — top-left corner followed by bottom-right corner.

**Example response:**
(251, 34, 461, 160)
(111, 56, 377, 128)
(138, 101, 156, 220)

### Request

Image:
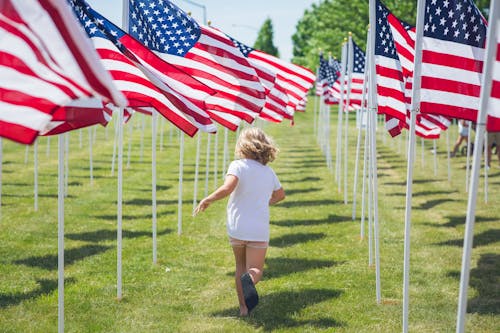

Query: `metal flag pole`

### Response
(456, 1, 498, 331)
(117, 108, 124, 300)
(57, 133, 65, 333)
(465, 120, 472, 192)
(336, 41, 348, 186)
(34, 140, 38, 211)
(213, 129, 219, 190)
(204, 133, 211, 197)
(353, 27, 370, 221)
(152, 110, 158, 264)
(344, 33, 354, 205)
(193, 133, 201, 213)
(88, 127, 93, 186)
(401, 0, 425, 330)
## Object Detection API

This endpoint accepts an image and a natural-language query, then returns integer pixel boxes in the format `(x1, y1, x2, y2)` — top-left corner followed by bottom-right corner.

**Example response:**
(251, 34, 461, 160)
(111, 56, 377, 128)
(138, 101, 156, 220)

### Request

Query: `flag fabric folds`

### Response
(69, 0, 217, 136)
(0, 0, 125, 144)
(128, 0, 267, 130)
(486, 15, 500, 131)
(419, 0, 487, 121)
(347, 40, 366, 111)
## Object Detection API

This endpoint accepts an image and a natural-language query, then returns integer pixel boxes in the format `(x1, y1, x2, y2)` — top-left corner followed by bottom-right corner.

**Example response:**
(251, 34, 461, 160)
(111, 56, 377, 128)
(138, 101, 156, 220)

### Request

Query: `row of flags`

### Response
(0, 0, 316, 145)
(316, 0, 500, 138)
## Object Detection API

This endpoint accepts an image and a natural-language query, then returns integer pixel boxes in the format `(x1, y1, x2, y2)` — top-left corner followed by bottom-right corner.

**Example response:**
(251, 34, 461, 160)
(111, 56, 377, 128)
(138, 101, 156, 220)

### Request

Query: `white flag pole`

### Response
(223, 127, 228, 179)
(313, 68, 319, 139)
(402, 0, 425, 330)
(111, 109, 119, 176)
(484, 132, 488, 203)
(127, 117, 133, 169)
(433, 140, 438, 177)
(465, 120, 472, 192)
(64, 133, 69, 197)
(353, 28, 370, 220)
(140, 114, 146, 162)
(344, 34, 354, 205)
(336, 41, 348, 185)
(361, 108, 369, 240)
(117, 108, 124, 300)
(152, 111, 158, 264)
(204, 133, 211, 197)
(178, 131, 185, 235)
(213, 129, 219, 190)
(193, 133, 201, 213)
(160, 117, 165, 152)
(447, 129, 451, 182)
(88, 127, 93, 186)
(367, 109, 373, 266)
(0, 138, 2, 218)
(368, 0, 381, 304)
(456, 2, 498, 331)
(57, 133, 65, 333)
(34, 140, 38, 211)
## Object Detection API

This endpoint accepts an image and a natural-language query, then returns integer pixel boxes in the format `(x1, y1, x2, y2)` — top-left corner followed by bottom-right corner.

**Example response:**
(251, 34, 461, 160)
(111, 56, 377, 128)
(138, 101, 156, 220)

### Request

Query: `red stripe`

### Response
(205, 111, 238, 131)
(376, 65, 405, 81)
(422, 50, 484, 73)
(421, 76, 481, 97)
(0, 120, 38, 144)
(491, 80, 500, 98)
(420, 102, 477, 121)
(487, 115, 500, 131)
(0, 87, 58, 114)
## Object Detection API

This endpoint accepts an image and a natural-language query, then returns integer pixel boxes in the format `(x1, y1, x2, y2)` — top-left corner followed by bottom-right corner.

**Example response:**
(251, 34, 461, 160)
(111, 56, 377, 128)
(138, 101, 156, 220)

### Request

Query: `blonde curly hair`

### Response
(235, 127, 278, 165)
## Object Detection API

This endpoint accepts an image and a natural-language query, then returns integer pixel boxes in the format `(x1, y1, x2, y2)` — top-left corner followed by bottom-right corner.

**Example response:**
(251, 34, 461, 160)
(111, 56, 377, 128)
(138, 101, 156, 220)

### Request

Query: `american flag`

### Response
(230, 37, 315, 119)
(0, 0, 125, 144)
(386, 4, 450, 138)
(41, 98, 112, 135)
(69, 0, 216, 136)
(346, 39, 366, 111)
(128, 0, 266, 130)
(419, 0, 487, 121)
(486, 9, 500, 132)
(374, 0, 407, 123)
(317, 53, 340, 105)
(326, 56, 342, 105)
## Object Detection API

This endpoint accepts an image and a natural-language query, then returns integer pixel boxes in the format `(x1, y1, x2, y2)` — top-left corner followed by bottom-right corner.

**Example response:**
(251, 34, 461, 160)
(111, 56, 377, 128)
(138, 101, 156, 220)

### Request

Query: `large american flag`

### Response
(0, 0, 124, 144)
(420, 0, 487, 121)
(69, 0, 216, 136)
(346, 39, 366, 111)
(128, 0, 266, 130)
(486, 10, 500, 132)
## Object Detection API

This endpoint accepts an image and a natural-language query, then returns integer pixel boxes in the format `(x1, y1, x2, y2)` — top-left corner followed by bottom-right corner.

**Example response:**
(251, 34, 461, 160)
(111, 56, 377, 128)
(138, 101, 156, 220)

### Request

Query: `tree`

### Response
(292, 0, 491, 72)
(254, 18, 279, 57)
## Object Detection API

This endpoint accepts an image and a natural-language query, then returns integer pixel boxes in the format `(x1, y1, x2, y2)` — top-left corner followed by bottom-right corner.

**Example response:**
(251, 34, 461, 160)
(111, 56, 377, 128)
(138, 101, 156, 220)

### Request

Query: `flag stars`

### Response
(440, 17, 446, 26)
(435, 7, 442, 16)
(443, 0, 449, 8)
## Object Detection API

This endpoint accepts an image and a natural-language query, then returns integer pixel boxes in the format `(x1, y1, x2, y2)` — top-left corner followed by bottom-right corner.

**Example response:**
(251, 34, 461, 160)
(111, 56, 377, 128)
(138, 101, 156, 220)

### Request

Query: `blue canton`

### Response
(128, 0, 201, 56)
(352, 40, 365, 74)
(228, 36, 254, 57)
(375, 0, 398, 59)
(424, 0, 486, 48)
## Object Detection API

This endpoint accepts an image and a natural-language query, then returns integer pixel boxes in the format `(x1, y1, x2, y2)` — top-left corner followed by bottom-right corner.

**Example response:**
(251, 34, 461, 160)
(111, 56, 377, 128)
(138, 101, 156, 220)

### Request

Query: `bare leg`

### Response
(246, 247, 267, 285)
(232, 245, 248, 316)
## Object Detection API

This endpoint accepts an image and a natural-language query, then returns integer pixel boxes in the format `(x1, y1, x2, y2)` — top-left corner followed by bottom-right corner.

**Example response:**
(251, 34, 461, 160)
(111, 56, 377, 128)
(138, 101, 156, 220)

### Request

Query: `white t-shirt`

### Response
(226, 159, 281, 242)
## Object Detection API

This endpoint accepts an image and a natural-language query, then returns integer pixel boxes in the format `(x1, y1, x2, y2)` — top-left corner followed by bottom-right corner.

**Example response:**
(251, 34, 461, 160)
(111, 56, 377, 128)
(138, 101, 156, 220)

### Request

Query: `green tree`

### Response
(292, 0, 490, 72)
(254, 18, 279, 57)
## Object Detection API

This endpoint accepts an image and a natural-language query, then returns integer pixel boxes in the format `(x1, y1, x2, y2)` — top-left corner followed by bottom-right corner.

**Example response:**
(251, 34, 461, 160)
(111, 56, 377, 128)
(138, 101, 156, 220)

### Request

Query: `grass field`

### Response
(0, 99, 498, 332)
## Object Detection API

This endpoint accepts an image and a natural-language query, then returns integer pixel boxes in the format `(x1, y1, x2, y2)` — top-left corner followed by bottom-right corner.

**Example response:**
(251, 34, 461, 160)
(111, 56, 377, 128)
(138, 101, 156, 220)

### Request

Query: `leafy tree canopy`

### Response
(292, 0, 490, 71)
(254, 17, 279, 57)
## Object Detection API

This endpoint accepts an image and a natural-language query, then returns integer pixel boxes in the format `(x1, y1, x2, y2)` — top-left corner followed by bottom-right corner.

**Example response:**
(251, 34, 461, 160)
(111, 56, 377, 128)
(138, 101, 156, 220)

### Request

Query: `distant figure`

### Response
(194, 127, 285, 316)
(487, 131, 500, 168)
(450, 119, 469, 157)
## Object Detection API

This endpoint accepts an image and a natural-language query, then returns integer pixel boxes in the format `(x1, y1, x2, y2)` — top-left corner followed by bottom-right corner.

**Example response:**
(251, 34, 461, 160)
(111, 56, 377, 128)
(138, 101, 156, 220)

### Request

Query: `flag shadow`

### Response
(13, 244, 112, 270)
(211, 288, 344, 331)
(0, 278, 76, 308)
(277, 199, 341, 208)
(284, 188, 322, 196)
(65, 227, 173, 243)
(270, 232, 327, 248)
(426, 215, 498, 228)
(414, 198, 456, 210)
(435, 229, 500, 248)
(447, 253, 500, 314)
(94, 210, 174, 221)
(271, 214, 351, 227)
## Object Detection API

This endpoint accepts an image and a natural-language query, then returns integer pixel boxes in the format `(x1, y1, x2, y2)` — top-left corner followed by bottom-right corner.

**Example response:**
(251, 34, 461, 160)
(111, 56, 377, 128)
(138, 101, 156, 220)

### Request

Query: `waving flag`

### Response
(486, 11, 500, 131)
(128, 0, 266, 130)
(0, 0, 125, 144)
(347, 40, 366, 111)
(419, 0, 487, 121)
(69, 0, 216, 136)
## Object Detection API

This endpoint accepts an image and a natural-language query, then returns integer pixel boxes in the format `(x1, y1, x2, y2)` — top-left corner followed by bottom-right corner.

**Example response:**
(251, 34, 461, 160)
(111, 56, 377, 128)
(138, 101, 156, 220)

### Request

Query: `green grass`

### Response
(0, 99, 498, 332)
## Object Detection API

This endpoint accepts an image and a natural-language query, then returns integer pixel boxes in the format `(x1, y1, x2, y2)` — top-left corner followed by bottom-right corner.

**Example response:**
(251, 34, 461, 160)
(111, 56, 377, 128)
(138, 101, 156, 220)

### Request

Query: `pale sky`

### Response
(86, 0, 316, 61)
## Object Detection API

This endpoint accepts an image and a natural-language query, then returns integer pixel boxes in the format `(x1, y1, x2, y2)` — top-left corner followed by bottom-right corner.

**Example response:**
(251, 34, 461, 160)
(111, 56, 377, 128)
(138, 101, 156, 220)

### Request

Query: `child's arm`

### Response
(193, 175, 238, 215)
(269, 187, 285, 205)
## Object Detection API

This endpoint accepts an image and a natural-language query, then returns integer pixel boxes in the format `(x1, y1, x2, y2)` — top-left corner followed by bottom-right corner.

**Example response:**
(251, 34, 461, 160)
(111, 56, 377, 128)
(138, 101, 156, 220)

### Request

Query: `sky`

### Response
(86, 0, 316, 61)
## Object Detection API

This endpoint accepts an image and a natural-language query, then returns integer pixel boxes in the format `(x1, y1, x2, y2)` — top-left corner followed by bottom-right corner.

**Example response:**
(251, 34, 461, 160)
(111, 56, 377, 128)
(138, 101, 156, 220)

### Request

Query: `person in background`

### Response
(194, 127, 285, 316)
(487, 130, 500, 168)
(450, 119, 470, 157)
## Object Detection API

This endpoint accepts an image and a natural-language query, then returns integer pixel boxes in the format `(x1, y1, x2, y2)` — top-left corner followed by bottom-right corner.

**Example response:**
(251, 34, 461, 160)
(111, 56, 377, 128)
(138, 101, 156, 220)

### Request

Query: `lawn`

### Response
(0, 98, 498, 332)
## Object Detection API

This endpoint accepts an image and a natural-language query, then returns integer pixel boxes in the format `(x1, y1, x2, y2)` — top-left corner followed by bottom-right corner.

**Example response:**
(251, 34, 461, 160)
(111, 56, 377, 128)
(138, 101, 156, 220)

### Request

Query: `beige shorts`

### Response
(229, 237, 268, 249)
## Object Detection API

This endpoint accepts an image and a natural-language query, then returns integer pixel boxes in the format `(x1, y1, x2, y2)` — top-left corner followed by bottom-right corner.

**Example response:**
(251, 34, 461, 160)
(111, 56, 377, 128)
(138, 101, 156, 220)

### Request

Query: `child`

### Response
(193, 127, 285, 316)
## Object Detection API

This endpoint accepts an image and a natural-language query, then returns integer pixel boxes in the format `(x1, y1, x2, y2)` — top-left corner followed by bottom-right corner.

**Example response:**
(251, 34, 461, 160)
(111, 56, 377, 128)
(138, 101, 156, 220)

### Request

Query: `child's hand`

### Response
(193, 198, 210, 216)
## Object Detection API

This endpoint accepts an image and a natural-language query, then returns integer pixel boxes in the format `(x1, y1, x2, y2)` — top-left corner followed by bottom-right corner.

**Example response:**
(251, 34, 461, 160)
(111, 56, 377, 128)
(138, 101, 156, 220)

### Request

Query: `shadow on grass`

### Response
(426, 215, 498, 228)
(212, 288, 344, 331)
(0, 278, 76, 308)
(2, 193, 76, 199)
(447, 253, 500, 314)
(388, 190, 458, 197)
(384, 178, 442, 186)
(135, 185, 172, 192)
(14, 244, 112, 270)
(93, 210, 174, 221)
(264, 257, 343, 279)
(436, 229, 500, 248)
(124, 198, 192, 205)
(270, 233, 326, 248)
(414, 198, 456, 210)
(271, 214, 351, 227)
(277, 199, 340, 208)
(284, 188, 322, 196)
(65, 227, 173, 243)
